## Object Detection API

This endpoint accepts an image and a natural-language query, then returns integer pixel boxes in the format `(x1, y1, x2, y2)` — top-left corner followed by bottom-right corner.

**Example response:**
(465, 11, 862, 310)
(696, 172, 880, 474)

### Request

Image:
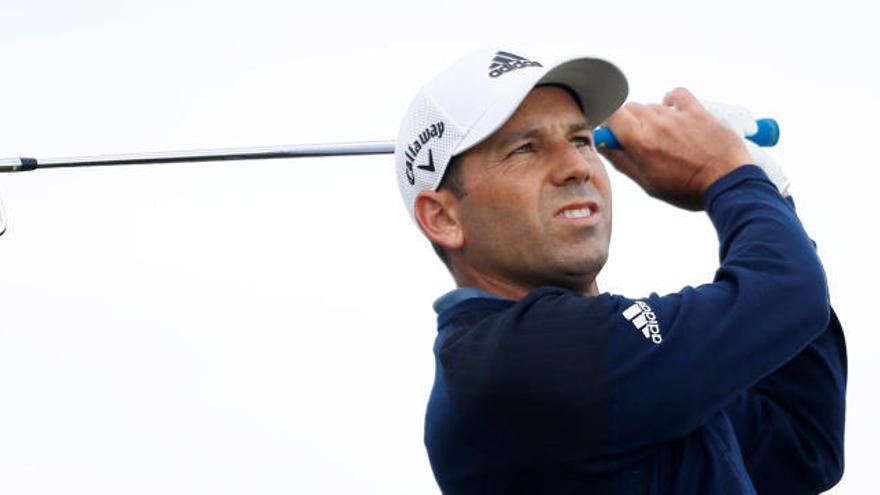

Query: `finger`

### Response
(620, 101, 653, 121)
(647, 103, 670, 115)
(624, 101, 676, 129)
(603, 103, 631, 127)
(662, 87, 703, 112)
(605, 104, 644, 148)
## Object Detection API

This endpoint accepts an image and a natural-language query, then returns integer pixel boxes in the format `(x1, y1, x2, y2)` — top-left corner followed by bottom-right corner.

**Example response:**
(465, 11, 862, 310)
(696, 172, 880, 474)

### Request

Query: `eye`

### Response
(571, 135, 593, 148)
(511, 143, 533, 155)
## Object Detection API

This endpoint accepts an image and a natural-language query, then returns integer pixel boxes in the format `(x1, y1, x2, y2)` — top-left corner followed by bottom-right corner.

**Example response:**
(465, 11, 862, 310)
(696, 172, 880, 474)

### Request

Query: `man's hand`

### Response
(600, 88, 752, 211)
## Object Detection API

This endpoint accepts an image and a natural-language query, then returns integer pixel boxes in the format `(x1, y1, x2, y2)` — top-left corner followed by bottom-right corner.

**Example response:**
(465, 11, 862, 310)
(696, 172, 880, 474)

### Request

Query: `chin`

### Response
(561, 250, 607, 274)
(545, 256, 606, 292)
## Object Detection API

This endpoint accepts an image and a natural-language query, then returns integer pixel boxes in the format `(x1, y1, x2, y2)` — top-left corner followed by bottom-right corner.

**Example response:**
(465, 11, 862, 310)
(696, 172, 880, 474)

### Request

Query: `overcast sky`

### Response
(1, 0, 877, 493)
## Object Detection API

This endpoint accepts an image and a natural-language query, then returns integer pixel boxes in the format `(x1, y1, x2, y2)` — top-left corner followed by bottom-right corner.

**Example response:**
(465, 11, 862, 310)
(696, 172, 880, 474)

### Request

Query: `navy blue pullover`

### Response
(425, 166, 846, 494)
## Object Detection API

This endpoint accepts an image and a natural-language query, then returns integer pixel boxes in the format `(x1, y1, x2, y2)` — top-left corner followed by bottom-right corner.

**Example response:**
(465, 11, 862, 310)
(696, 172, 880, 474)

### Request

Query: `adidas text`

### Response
(622, 301, 663, 345)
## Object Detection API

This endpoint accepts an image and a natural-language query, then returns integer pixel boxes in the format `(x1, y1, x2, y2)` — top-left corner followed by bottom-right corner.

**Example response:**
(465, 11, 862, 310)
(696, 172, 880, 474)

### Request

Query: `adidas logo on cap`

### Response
(488, 51, 542, 78)
(622, 301, 663, 345)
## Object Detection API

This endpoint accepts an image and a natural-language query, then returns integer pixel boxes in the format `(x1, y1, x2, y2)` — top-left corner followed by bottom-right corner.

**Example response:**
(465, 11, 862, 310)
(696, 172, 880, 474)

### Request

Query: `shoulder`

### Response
(439, 286, 641, 338)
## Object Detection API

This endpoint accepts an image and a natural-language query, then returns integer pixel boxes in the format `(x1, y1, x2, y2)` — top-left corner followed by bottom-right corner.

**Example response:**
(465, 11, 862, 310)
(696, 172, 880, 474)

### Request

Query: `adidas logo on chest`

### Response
(622, 301, 663, 345)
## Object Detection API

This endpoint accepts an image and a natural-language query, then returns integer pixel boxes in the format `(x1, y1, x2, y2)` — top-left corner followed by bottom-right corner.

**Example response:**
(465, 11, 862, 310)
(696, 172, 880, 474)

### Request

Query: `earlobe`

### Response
(414, 191, 464, 250)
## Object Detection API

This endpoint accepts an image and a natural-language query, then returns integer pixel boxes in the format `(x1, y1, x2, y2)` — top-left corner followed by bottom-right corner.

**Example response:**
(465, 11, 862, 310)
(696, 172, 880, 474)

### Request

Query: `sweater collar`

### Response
(433, 287, 509, 314)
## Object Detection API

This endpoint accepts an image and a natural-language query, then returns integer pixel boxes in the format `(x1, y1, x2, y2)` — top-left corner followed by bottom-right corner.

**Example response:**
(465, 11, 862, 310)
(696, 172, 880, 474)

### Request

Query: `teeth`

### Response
(562, 207, 592, 219)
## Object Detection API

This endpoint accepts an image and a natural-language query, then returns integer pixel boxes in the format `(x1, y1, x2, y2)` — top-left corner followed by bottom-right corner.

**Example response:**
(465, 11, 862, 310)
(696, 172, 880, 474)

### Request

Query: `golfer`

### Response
(394, 49, 846, 494)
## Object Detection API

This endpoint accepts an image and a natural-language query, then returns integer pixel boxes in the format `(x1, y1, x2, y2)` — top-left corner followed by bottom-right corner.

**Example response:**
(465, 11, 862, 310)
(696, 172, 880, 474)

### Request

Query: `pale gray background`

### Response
(1, 0, 876, 493)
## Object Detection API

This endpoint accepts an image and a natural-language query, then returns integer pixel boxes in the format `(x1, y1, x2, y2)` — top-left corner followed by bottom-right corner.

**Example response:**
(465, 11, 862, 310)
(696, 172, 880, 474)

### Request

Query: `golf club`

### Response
(0, 119, 778, 236)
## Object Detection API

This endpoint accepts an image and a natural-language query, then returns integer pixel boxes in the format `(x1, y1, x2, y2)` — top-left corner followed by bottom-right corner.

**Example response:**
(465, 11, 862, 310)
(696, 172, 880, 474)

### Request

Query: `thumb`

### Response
(662, 87, 702, 112)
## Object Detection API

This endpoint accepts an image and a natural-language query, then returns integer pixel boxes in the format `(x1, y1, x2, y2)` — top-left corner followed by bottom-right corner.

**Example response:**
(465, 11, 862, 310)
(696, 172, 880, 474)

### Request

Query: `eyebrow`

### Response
(497, 121, 592, 149)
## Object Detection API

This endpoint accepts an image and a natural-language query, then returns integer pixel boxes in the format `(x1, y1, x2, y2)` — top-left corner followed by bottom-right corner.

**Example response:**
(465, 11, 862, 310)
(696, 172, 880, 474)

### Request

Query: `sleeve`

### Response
(722, 198, 846, 494)
(724, 308, 846, 494)
(437, 165, 831, 461)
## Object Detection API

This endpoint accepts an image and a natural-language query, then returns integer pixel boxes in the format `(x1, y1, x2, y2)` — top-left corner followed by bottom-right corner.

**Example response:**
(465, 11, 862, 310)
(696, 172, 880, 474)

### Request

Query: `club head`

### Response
(0, 193, 6, 236)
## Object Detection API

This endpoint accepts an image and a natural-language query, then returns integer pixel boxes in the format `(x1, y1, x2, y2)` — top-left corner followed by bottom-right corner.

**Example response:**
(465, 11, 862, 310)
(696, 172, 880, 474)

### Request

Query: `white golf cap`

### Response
(395, 48, 628, 221)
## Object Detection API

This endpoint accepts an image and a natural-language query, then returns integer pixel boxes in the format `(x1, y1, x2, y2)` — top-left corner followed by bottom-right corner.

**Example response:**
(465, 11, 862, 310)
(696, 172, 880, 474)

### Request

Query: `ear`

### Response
(414, 190, 464, 251)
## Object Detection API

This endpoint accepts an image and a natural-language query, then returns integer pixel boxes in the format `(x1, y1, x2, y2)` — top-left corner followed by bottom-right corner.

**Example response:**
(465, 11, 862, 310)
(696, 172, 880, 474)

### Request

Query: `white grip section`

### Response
(703, 101, 789, 194)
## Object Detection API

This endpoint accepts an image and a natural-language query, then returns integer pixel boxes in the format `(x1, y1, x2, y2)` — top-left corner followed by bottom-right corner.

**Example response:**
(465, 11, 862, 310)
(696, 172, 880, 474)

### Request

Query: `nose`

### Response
(549, 140, 594, 187)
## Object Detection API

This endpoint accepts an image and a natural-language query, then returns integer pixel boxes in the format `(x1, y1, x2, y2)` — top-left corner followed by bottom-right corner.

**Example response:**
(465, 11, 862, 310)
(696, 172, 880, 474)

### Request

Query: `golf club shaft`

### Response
(0, 118, 779, 173)
(0, 141, 396, 173)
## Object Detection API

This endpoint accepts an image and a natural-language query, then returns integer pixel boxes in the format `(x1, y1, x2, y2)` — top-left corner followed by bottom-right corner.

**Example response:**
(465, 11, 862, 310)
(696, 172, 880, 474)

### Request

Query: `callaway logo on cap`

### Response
(394, 48, 629, 222)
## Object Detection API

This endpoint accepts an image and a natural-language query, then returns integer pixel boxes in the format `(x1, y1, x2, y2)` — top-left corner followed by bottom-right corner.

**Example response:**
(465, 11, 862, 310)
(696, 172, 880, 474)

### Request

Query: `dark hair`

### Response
(430, 154, 467, 269)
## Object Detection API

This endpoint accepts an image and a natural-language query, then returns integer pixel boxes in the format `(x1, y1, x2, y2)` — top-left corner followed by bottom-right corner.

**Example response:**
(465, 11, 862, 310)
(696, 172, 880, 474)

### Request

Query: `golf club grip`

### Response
(595, 118, 779, 150)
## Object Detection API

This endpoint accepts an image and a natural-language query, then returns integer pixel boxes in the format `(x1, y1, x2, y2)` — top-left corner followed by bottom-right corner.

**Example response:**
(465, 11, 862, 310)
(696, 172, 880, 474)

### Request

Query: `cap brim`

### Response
(454, 56, 628, 155)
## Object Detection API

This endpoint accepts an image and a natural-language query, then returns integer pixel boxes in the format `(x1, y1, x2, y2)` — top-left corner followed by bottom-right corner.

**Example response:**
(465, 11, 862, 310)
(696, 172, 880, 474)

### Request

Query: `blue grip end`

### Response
(594, 127, 620, 150)
(595, 117, 779, 151)
(748, 118, 779, 147)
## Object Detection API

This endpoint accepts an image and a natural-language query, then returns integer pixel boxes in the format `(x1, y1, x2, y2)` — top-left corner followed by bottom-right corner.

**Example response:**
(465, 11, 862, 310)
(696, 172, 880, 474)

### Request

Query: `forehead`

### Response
(484, 86, 588, 144)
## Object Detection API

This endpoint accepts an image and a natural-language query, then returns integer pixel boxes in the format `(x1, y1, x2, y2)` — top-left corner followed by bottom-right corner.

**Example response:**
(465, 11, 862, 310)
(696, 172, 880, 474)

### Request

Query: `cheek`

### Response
(591, 160, 613, 211)
(587, 157, 613, 234)
(463, 183, 543, 243)
(601, 184, 613, 236)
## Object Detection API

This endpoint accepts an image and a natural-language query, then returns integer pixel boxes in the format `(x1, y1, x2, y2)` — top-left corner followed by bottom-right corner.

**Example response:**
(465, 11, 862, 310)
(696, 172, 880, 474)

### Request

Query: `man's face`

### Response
(454, 86, 613, 295)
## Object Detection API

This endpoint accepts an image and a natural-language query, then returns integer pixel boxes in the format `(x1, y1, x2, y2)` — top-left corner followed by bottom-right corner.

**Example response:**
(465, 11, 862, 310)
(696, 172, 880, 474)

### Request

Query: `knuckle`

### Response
(652, 117, 676, 137)
(623, 101, 642, 112)
(639, 135, 663, 154)
(665, 86, 695, 106)
(670, 86, 690, 97)
(647, 103, 666, 113)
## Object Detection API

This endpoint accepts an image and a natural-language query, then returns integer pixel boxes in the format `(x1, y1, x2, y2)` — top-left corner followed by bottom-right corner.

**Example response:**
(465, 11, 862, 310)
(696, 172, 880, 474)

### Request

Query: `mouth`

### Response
(555, 201, 600, 223)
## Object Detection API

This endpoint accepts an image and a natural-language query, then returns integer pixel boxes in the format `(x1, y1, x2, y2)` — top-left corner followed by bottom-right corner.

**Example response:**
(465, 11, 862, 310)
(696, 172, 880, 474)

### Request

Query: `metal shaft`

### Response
(1, 117, 780, 174)
(0, 141, 396, 173)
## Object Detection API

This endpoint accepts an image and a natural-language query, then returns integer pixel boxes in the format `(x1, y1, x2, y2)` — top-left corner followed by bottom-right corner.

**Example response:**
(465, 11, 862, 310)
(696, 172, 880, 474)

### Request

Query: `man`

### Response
(394, 49, 846, 494)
